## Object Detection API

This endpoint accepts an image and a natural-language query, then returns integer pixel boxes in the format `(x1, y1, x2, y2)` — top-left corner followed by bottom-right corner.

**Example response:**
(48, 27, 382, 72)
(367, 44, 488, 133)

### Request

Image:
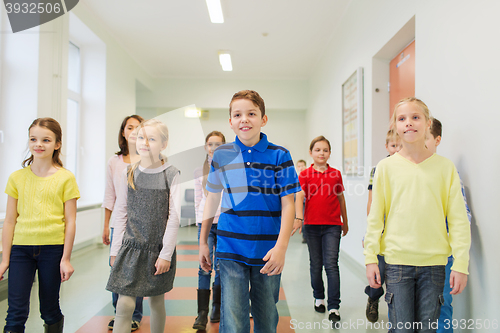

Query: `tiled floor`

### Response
(0, 225, 389, 332)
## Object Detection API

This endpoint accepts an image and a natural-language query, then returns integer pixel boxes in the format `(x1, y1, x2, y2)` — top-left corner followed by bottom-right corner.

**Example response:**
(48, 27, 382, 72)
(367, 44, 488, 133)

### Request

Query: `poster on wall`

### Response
(342, 67, 364, 176)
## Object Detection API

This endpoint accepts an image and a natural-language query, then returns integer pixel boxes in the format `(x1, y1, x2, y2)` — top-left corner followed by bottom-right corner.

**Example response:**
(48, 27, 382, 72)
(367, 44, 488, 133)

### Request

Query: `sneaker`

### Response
(328, 309, 341, 322)
(108, 318, 114, 330)
(131, 320, 140, 332)
(314, 304, 326, 313)
(366, 297, 379, 323)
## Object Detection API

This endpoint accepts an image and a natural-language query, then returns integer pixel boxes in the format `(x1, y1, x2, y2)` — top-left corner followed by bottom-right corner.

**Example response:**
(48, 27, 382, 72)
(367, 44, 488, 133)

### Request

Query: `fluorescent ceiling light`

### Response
(206, 0, 224, 23)
(185, 108, 202, 118)
(219, 53, 232, 71)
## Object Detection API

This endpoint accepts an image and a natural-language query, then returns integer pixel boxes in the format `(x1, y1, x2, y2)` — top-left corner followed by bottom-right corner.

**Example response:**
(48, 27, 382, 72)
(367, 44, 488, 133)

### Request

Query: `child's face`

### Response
(229, 99, 268, 147)
(395, 103, 430, 145)
(425, 134, 441, 154)
(123, 118, 141, 144)
(309, 141, 330, 166)
(136, 126, 167, 160)
(29, 126, 60, 161)
(296, 162, 307, 174)
(205, 135, 224, 158)
(385, 139, 402, 156)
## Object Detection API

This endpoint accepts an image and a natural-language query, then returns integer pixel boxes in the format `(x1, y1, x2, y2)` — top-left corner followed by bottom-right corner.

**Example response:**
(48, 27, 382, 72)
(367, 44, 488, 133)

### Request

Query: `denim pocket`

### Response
(431, 266, 445, 287)
(385, 265, 402, 284)
(385, 291, 394, 304)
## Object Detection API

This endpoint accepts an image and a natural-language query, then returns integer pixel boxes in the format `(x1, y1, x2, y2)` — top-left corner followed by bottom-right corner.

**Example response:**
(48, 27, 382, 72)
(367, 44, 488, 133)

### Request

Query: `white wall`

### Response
(308, 0, 499, 322)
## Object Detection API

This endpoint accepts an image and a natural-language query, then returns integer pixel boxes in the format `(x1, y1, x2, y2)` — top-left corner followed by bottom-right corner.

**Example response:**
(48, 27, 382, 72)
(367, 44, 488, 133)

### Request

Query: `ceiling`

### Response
(82, 0, 351, 79)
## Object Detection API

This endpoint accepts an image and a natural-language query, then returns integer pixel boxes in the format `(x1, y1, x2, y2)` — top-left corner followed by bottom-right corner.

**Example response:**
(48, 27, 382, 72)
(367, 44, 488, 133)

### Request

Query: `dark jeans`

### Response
(5, 245, 64, 332)
(197, 223, 220, 289)
(385, 264, 445, 333)
(364, 255, 386, 300)
(304, 224, 342, 310)
(110, 228, 143, 322)
(219, 259, 280, 333)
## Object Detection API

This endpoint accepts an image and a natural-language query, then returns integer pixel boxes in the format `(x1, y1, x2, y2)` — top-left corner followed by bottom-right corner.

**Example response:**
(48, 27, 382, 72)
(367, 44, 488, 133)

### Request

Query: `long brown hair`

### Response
(116, 115, 145, 156)
(203, 131, 226, 196)
(23, 118, 63, 168)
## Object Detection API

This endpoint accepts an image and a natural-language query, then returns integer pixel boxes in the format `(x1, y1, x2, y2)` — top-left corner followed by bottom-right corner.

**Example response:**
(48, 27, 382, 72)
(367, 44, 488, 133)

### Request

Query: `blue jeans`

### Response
(197, 223, 220, 289)
(385, 264, 445, 333)
(109, 228, 143, 322)
(365, 255, 386, 300)
(219, 259, 280, 333)
(5, 245, 64, 332)
(304, 224, 342, 310)
(437, 256, 453, 333)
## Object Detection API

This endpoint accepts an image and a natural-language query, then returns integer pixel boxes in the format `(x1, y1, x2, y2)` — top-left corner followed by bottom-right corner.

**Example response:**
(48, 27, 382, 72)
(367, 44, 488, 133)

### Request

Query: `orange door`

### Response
(389, 40, 415, 118)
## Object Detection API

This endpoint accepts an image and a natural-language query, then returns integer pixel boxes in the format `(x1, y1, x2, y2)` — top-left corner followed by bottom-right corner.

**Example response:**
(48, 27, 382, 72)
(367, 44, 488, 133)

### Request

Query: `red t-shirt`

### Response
(299, 164, 344, 225)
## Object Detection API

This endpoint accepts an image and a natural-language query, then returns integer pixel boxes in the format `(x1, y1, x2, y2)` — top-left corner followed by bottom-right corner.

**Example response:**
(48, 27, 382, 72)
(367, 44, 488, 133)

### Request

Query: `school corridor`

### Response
(0, 225, 389, 333)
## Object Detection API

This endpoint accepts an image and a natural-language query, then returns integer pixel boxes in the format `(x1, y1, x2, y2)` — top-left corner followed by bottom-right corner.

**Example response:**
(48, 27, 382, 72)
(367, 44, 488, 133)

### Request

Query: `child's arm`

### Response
(338, 192, 349, 236)
(109, 170, 129, 266)
(0, 196, 18, 280)
(156, 173, 181, 275)
(60, 198, 77, 282)
(367, 190, 372, 215)
(260, 193, 295, 276)
(291, 190, 305, 235)
(193, 171, 203, 224)
(199, 191, 221, 272)
(450, 271, 468, 295)
(102, 159, 116, 245)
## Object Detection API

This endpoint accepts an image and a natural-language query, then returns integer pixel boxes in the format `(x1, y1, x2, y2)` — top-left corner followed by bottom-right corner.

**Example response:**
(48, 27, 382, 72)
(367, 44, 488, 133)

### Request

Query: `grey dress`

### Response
(106, 164, 179, 297)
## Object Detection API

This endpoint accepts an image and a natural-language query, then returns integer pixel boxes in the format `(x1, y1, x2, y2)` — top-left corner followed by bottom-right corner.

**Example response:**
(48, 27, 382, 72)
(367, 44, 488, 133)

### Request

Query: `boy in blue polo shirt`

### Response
(199, 90, 300, 333)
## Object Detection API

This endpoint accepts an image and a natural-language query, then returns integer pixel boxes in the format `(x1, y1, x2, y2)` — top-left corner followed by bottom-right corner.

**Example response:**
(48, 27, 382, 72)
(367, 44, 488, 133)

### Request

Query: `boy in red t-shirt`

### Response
(293, 136, 348, 324)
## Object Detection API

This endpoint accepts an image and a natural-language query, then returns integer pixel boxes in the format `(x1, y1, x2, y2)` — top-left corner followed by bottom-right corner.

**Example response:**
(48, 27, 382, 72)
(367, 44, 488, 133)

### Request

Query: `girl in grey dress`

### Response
(106, 119, 180, 333)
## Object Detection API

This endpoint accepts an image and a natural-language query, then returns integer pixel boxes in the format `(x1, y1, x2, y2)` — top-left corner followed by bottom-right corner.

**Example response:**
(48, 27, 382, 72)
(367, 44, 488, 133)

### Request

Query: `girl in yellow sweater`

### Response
(364, 98, 470, 333)
(1, 118, 80, 333)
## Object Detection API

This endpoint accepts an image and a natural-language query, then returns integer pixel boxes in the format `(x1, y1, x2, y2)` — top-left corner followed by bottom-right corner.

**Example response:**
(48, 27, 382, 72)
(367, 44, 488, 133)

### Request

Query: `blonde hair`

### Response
(390, 97, 431, 140)
(385, 128, 400, 145)
(127, 119, 169, 190)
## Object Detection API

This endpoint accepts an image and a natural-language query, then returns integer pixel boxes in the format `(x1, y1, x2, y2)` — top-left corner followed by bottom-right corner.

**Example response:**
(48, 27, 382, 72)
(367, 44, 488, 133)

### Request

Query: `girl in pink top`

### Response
(192, 131, 225, 330)
(102, 115, 144, 331)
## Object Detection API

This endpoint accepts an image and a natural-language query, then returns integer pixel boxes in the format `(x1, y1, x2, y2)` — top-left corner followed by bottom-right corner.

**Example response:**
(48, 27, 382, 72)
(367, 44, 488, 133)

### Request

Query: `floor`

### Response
(0, 225, 389, 332)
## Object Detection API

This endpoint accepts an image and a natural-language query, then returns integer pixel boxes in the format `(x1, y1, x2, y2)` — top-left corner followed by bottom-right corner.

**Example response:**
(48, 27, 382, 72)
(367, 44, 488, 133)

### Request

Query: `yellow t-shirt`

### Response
(5, 166, 80, 245)
(364, 153, 471, 274)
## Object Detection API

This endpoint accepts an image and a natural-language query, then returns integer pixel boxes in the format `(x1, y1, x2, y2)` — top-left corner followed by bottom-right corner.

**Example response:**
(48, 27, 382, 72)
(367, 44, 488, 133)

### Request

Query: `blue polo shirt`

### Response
(206, 133, 300, 266)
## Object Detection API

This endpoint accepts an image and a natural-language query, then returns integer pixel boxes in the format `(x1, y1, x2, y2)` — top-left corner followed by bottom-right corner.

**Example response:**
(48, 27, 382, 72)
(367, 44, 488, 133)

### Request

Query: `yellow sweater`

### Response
(364, 153, 471, 274)
(5, 166, 80, 245)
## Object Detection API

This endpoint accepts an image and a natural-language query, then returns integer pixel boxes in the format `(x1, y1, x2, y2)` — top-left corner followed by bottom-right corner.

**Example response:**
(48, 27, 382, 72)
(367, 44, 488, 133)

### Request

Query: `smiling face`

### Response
(309, 140, 331, 167)
(123, 117, 141, 145)
(136, 126, 167, 162)
(29, 126, 60, 161)
(229, 99, 268, 147)
(205, 135, 224, 158)
(395, 102, 431, 145)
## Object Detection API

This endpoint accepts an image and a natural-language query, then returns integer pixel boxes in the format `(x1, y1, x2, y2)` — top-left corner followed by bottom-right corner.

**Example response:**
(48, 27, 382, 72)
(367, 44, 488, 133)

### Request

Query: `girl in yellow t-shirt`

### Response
(1, 118, 80, 333)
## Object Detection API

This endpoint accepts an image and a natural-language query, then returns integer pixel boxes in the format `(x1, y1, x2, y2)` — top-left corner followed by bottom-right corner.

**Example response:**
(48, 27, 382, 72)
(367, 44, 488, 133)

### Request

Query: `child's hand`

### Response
(0, 262, 9, 281)
(291, 219, 302, 236)
(260, 247, 285, 276)
(110, 256, 116, 267)
(102, 228, 110, 245)
(450, 271, 468, 295)
(366, 263, 382, 289)
(341, 223, 349, 236)
(60, 259, 74, 282)
(155, 258, 171, 275)
(199, 243, 212, 273)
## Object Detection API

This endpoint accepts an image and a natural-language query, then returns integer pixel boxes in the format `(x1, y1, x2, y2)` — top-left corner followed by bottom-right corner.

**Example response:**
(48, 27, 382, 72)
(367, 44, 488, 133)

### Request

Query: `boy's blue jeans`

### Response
(304, 224, 342, 310)
(5, 245, 64, 332)
(219, 259, 280, 333)
(385, 264, 445, 333)
(197, 223, 220, 289)
(437, 256, 453, 333)
(110, 227, 143, 322)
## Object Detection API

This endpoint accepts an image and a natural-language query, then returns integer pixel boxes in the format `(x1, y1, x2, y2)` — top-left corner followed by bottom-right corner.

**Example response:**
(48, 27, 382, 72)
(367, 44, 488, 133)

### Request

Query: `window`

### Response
(66, 41, 81, 177)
